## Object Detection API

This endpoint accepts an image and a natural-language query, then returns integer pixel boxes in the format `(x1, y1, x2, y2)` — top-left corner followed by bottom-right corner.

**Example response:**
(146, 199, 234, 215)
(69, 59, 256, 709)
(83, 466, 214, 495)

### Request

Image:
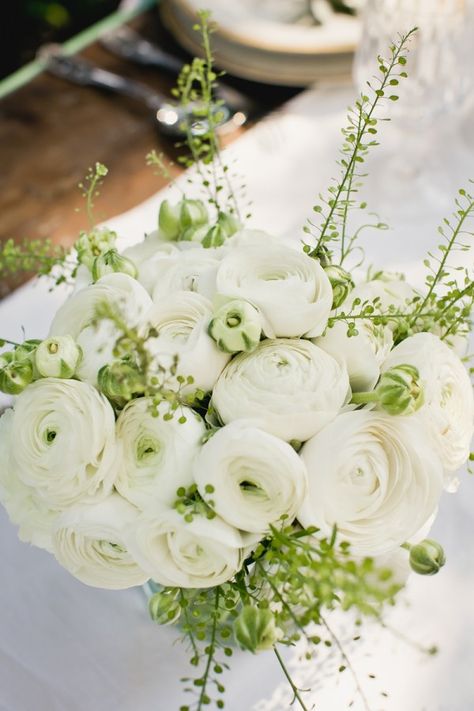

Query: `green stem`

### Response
(340, 106, 363, 264)
(86, 173, 100, 227)
(255, 561, 308, 638)
(0, 338, 21, 348)
(351, 390, 380, 405)
(197, 587, 220, 711)
(310, 28, 416, 259)
(273, 646, 310, 711)
(408, 198, 474, 327)
(179, 590, 200, 662)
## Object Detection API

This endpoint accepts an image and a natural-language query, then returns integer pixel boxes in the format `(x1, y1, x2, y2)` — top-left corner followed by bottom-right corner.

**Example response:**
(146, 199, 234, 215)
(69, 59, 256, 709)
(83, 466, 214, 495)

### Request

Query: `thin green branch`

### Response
(273, 646, 311, 711)
(197, 587, 220, 711)
(308, 28, 416, 262)
(409, 194, 474, 327)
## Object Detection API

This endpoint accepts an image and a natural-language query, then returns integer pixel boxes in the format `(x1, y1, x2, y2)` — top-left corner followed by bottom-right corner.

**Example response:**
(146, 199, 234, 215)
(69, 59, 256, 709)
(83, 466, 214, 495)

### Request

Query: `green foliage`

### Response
(408, 184, 474, 341)
(177, 586, 233, 711)
(174, 484, 217, 523)
(91, 299, 198, 418)
(78, 161, 108, 227)
(328, 185, 474, 344)
(173, 11, 243, 222)
(146, 149, 174, 183)
(304, 28, 416, 265)
(0, 237, 75, 287)
(151, 525, 401, 711)
(0, 162, 110, 286)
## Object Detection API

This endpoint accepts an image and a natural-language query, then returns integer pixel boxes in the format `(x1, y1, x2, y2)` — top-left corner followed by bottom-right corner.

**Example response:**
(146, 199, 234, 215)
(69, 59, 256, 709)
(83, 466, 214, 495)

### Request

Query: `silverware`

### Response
(100, 26, 259, 117)
(39, 46, 248, 138)
(100, 26, 184, 74)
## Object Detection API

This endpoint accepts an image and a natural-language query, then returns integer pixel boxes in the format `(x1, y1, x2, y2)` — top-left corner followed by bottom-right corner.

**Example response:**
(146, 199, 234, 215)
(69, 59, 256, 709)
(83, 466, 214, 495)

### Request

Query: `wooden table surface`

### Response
(0, 7, 298, 298)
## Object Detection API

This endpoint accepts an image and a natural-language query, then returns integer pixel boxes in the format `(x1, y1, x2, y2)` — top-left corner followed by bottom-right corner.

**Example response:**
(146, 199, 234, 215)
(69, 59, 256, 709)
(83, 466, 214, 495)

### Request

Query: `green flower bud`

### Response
(202, 224, 227, 248)
(158, 199, 182, 240)
(0, 352, 33, 394)
(234, 605, 280, 653)
(91, 248, 138, 282)
(98, 360, 145, 405)
(217, 210, 241, 238)
(14, 339, 41, 363)
(377, 364, 424, 416)
(313, 245, 331, 268)
(180, 199, 208, 230)
(208, 300, 262, 353)
(76, 227, 117, 269)
(35, 336, 82, 379)
(408, 539, 446, 576)
(148, 588, 181, 625)
(180, 224, 209, 243)
(324, 264, 355, 309)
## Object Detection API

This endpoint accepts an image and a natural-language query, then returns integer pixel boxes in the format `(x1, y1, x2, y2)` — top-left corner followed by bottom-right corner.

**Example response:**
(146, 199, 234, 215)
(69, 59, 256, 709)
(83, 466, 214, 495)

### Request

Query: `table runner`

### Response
(1, 85, 473, 710)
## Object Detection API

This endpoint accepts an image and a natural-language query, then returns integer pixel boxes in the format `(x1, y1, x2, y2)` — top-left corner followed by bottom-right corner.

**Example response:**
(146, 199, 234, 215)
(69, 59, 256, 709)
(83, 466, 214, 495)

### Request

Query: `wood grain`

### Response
(0, 9, 296, 298)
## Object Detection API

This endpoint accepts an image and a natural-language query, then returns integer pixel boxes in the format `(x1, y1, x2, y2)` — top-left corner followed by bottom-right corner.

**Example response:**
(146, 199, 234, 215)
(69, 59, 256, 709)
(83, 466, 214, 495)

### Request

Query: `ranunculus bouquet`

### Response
(0, 15, 473, 711)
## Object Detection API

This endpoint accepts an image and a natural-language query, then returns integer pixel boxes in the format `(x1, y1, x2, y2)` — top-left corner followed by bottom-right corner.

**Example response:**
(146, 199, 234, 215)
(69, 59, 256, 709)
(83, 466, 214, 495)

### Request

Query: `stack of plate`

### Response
(160, 0, 362, 86)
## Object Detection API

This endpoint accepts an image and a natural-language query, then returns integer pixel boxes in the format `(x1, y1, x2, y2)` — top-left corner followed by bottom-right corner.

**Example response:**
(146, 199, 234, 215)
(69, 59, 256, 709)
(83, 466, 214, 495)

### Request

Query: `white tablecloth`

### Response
(1, 85, 474, 711)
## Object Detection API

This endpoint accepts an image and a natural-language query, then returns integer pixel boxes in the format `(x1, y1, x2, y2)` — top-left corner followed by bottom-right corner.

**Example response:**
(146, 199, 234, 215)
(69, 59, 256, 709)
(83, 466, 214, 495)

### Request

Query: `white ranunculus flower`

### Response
(215, 243, 333, 338)
(381, 332, 474, 473)
(147, 249, 220, 302)
(53, 493, 149, 589)
(71, 264, 94, 294)
(122, 230, 180, 268)
(298, 411, 444, 557)
(116, 398, 206, 508)
(0, 409, 58, 551)
(193, 421, 308, 534)
(6, 379, 117, 508)
(147, 291, 230, 393)
(212, 338, 350, 442)
(223, 228, 288, 252)
(49, 273, 152, 385)
(128, 509, 244, 588)
(315, 320, 393, 392)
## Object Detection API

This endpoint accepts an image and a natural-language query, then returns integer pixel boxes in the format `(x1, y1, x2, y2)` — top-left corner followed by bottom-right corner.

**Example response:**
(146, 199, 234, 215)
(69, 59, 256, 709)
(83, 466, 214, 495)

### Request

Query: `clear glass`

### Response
(354, 0, 474, 123)
(352, 0, 474, 208)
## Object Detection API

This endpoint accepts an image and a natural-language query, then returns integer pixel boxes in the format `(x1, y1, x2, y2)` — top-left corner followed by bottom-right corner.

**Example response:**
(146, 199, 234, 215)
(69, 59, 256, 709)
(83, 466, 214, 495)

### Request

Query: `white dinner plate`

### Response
(161, 0, 363, 86)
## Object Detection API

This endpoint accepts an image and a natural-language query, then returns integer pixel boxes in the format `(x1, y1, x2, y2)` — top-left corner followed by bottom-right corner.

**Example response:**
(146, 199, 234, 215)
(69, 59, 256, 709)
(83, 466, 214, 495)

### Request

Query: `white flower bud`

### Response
(180, 199, 208, 230)
(35, 336, 82, 379)
(91, 249, 138, 282)
(208, 300, 262, 353)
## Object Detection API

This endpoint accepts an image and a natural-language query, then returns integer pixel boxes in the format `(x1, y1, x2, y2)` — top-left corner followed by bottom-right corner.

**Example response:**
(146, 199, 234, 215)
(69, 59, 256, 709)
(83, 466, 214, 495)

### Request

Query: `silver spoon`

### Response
(38, 46, 247, 138)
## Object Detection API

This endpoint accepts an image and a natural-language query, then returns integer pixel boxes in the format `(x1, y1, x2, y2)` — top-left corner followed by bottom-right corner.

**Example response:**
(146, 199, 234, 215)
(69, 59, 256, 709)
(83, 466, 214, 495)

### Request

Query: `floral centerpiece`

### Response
(0, 15, 473, 711)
